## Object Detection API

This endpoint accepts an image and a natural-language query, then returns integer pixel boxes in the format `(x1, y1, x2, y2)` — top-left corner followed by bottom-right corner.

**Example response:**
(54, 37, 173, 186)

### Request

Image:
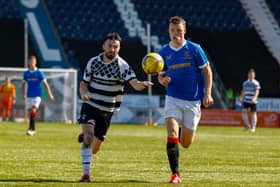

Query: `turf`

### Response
(0, 122, 279, 187)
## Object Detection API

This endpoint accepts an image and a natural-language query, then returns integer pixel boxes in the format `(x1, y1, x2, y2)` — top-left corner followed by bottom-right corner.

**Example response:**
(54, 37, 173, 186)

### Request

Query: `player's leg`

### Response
(26, 97, 41, 135)
(250, 104, 257, 132)
(0, 101, 5, 121)
(241, 102, 251, 130)
(80, 123, 94, 182)
(27, 106, 38, 133)
(166, 117, 181, 183)
(5, 102, 13, 121)
(164, 96, 182, 183)
(180, 100, 201, 148)
(91, 109, 113, 154)
(180, 127, 196, 148)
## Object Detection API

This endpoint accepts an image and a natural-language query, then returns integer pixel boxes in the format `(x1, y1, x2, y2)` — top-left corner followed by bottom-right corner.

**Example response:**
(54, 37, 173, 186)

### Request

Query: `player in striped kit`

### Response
(78, 33, 153, 182)
(239, 68, 261, 132)
(158, 16, 214, 183)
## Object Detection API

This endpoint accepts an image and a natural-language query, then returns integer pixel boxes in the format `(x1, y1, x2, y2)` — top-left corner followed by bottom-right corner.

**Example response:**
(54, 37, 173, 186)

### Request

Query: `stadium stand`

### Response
(0, 0, 21, 19)
(45, 0, 129, 41)
(266, 0, 280, 23)
(131, 0, 252, 44)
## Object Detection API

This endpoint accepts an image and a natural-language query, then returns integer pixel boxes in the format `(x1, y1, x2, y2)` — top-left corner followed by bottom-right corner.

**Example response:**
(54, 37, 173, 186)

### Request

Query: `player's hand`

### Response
(158, 72, 171, 86)
(142, 81, 154, 87)
(49, 94, 55, 102)
(251, 97, 257, 104)
(22, 94, 26, 100)
(203, 94, 214, 108)
(81, 94, 90, 101)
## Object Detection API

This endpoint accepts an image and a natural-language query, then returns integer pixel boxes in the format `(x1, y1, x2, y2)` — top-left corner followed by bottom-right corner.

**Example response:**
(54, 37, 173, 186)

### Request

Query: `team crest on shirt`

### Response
(184, 51, 192, 59)
(166, 54, 172, 60)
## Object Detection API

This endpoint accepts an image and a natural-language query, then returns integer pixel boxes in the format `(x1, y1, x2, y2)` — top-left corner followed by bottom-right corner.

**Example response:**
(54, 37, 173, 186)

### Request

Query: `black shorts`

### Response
(79, 103, 113, 141)
(242, 102, 257, 112)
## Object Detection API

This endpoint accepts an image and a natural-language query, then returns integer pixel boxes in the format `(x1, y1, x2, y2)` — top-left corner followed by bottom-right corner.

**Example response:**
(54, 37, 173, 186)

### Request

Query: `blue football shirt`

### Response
(23, 68, 46, 97)
(158, 40, 209, 101)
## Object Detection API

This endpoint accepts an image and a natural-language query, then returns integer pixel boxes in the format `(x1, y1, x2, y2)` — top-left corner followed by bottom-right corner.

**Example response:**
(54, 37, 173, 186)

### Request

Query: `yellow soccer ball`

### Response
(141, 52, 164, 75)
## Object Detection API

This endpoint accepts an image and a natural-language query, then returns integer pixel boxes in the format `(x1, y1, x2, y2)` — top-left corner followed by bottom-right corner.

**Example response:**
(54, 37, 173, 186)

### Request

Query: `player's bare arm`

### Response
(43, 80, 55, 102)
(129, 78, 153, 91)
(21, 82, 26, 99)
(252, 89, 260, 104)
(158, 72, 171, 86)
(79, 80, 89, 101)
(202, 64, 214, 107)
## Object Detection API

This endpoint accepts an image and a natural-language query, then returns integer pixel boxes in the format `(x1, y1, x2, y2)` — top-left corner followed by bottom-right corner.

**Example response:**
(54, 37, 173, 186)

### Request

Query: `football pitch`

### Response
(0, 122, 279, 187)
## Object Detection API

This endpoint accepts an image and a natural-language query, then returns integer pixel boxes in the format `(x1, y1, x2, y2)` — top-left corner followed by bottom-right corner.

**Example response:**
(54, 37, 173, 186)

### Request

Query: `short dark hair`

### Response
(169, 16, 186, 27)
(104, 32, 122, 43)
(249, 68, 255, 73)
(28, 55, 37, 60)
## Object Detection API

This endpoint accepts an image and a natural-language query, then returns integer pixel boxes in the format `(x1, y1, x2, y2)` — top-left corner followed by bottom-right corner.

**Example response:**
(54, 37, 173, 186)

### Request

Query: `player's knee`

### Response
(181, 141, 192, 148)
(30, 109, 37, 118)
(84, 132, 94, 145)
(92, 147, 100, 154)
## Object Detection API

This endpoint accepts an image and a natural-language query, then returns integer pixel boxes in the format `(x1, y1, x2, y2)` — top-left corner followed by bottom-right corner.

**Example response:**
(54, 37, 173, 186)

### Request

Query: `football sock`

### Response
(29, 110, 36, 130)
(29, 116, 35, 130)
(81, 144, 92, 175)
(252, 113, 257, 129)
(178, 127, 182, 141)
(167, 137, 179, 174)
(241, 112, 250, 127)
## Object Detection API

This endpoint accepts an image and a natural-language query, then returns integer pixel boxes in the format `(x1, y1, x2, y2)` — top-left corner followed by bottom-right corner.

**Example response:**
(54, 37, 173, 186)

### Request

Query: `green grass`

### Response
(0, 122, 280, 187)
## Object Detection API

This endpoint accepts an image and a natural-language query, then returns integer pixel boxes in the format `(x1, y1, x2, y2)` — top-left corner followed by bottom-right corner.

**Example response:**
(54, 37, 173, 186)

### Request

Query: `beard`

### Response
(105, 52, 116, 60)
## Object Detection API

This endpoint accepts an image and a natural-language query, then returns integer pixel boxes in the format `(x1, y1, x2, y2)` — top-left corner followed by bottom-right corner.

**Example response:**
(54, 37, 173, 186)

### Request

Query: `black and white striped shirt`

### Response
(242, 79, 261, 104)
(83, 53, 136, 112)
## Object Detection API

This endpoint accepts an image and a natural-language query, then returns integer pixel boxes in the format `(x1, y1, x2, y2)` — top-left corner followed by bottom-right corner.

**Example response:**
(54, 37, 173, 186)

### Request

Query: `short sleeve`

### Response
(39, 70, 46, 81)
(23, 71, 28, 82)
(82, 59, 94, 83)
(119, 61, 136, 82)
(194, 44, 209, 69)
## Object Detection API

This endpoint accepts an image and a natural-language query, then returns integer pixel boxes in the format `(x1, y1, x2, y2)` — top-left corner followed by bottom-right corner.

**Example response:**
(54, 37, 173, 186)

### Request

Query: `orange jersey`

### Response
(0, 83, 16, 103)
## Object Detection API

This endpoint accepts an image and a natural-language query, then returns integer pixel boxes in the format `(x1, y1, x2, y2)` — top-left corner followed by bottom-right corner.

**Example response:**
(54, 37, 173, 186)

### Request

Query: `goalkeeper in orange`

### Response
(0, 76, 16, 121)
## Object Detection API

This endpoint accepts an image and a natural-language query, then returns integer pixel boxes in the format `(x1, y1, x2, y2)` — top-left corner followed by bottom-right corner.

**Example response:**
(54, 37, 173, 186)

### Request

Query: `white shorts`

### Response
(164, 96, 201, 131)
(27, 97, 42, 109)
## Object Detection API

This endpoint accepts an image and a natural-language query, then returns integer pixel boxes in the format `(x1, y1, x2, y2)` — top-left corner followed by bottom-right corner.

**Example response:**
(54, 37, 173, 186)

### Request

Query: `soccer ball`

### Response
(141, 52, 164, 75)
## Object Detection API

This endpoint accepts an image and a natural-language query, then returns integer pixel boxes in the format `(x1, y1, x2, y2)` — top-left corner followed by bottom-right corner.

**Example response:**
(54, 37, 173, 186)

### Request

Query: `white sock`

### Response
(242, 112, 250, 127)
(81, 147, 92, 175)
(252, 113, 257, 129)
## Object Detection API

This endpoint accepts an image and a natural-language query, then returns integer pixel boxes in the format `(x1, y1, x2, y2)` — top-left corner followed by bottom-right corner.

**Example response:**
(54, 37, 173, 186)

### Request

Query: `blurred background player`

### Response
(78, 32, 153, 182)
(158, 16, 214, 183)
(239, 68, 261, 132)
(21, 55, 55, 136)
(0, 76, 16, 121)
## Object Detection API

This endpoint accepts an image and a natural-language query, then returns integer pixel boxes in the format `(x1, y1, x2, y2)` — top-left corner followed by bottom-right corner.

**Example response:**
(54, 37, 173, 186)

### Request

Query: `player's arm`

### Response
(202, 64, 214, 107)
(43, 80, 54, 101)
(80, 80, 89, 101)
(252, 89, 260, 104)
(21, 81, 26, 99)
(239, 88, 245, 105)
(158, 72, 171, 86)
(12, 85, 16, 104)
(129, 78, 153, 91)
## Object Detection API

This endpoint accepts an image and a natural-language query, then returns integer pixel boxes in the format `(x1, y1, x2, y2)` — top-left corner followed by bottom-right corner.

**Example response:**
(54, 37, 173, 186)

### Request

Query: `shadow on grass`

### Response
(0, 178, 157, 184)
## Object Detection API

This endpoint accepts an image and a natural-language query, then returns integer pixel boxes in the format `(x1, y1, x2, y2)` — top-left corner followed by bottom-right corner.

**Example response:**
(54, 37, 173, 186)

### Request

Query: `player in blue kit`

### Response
(239, 68, 261, 132)
(21, 55, 54, 136)
(158, 16, 214, 183)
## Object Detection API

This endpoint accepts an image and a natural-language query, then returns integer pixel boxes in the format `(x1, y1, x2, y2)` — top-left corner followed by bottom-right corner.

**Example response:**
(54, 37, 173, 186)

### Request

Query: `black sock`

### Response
(178, 127, 182, 140)
(29, 116, 35, 130)
(167, 142, 179, 174)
